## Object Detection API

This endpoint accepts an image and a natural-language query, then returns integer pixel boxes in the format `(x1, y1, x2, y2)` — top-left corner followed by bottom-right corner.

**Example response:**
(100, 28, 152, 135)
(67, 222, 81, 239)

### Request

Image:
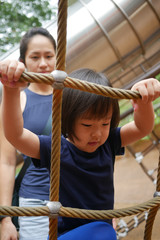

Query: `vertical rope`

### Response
(144, 151, 160, 240)
(49, 0, 67, 239)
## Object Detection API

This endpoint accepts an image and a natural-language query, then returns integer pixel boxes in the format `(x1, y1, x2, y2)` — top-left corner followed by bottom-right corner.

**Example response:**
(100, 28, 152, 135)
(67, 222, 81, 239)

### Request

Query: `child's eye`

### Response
(82, 124, 91, 127)
(46, 56, 53, 59)
(103, 123, 109, 126)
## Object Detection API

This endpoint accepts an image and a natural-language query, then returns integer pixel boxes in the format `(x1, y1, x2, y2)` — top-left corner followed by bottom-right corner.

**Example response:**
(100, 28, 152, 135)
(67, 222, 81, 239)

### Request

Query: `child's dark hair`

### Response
(62, 68, 120, 140)
(19, 27, 56, 64)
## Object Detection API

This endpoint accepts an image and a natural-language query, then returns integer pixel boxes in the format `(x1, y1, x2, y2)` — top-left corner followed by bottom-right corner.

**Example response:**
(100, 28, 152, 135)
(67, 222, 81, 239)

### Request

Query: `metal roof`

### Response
(1, 0, 160, 89)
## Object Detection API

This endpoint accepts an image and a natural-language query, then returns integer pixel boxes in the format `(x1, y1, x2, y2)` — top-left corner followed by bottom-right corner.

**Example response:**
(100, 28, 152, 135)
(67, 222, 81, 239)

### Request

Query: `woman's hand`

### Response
(0, 60, 27, 88)
(0, 217, 18, 240)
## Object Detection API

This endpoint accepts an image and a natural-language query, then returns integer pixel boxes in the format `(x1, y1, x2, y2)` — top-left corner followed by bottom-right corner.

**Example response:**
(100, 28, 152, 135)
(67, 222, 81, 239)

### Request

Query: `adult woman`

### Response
(0, 27, 56, 240)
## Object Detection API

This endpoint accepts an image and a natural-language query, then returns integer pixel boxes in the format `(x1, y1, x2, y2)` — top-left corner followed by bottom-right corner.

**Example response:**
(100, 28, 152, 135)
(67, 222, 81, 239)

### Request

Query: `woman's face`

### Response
(25, 34, 56, 73)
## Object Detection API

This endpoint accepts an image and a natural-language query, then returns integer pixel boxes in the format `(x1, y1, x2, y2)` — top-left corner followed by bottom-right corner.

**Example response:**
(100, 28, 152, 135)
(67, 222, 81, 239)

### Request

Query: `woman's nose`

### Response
(39, 57, 47, 67)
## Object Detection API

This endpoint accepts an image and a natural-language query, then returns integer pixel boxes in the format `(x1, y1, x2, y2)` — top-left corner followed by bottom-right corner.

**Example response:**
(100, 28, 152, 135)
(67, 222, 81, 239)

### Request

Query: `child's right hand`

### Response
(0, 59, 27, 88)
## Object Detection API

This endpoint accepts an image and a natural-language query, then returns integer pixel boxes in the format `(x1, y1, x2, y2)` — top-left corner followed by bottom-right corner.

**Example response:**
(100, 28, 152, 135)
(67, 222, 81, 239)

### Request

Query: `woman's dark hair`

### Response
(19, 27, 56, 64)
(62, 68, 120, 140)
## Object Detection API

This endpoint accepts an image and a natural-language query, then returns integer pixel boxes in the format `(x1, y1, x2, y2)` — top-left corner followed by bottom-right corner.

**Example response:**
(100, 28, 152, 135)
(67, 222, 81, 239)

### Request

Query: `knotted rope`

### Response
(17, 71, 141, 99)
(49, 0, 67, 238)
(0, 197, 160, 221)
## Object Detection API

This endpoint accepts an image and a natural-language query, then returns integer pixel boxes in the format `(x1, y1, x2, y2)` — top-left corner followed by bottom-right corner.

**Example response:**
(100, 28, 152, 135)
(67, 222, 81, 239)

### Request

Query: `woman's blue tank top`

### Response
(19, 88, 52, 200)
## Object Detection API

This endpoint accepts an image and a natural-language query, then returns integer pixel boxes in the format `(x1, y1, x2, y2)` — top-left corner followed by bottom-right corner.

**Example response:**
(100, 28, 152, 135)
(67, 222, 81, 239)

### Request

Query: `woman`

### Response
(0, 27, 56, 240)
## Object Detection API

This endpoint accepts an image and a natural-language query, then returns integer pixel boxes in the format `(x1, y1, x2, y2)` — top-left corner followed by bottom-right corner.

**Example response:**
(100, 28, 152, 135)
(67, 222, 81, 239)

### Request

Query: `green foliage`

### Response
(119, 89, 160, 128)
(0, 0, 57, 55)
(156, 73, 160, 81)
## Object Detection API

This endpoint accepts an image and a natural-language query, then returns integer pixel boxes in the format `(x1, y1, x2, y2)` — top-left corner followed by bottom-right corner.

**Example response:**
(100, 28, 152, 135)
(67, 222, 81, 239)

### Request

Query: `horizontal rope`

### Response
(0, 72, 141, 100)
(59, 197, 160, 220)
(65, 77, 141, 99)
(0, 197, 160, 220)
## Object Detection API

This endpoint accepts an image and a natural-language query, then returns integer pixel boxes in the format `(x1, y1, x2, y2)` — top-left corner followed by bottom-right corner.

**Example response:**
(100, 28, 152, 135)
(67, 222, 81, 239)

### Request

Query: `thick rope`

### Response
(59, 197, 160, 220)
(0, 72, 141, 100)
(0, 197, 160, 219)
(64, 77, 141, 99)
(49, 0, 67, 239)
(144, 206, 159, 240)
(144, 152, 160, 239)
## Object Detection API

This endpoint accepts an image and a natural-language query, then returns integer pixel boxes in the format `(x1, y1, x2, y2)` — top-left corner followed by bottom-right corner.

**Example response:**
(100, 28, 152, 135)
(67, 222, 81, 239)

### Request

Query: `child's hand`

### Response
(0, 59, 27, 88)
(131, 78, 160, 103)
(131, 78, 160, 111)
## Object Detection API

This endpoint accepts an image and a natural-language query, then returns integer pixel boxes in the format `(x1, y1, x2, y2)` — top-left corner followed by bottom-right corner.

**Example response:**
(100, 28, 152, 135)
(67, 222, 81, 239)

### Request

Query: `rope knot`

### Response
(47, 201, 62, 218)
(51, 70, 67, 89)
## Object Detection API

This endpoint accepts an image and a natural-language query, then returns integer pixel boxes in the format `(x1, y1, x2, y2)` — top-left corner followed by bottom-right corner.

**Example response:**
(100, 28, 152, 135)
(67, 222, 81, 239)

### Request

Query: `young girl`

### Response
(0, 68, 160, 240)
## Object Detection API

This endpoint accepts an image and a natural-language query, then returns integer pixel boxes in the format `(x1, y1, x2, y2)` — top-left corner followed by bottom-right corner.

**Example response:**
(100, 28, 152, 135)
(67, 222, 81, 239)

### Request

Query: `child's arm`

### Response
(121, 78, 160, 147)
(0, 60, 40, 159)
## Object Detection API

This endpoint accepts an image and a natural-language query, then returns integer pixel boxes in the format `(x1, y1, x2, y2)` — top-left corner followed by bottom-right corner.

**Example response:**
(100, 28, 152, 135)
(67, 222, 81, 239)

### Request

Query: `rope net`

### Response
(0, 1, 160, 239)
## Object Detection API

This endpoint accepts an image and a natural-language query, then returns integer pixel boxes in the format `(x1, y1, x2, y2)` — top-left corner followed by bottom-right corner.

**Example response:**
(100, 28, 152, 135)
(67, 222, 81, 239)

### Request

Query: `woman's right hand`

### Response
(0, 60, 27, 88)
(0, 217, 18, 240)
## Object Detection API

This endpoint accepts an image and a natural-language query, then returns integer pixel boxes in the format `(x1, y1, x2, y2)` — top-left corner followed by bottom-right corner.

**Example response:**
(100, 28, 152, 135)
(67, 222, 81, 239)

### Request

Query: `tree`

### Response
(0, 0, 57, 55)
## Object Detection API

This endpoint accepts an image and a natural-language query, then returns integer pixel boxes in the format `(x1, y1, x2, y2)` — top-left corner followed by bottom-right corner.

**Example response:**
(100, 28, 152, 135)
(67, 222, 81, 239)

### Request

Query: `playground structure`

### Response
(115, 103, 160, 239)
(0, 0, 160, 239)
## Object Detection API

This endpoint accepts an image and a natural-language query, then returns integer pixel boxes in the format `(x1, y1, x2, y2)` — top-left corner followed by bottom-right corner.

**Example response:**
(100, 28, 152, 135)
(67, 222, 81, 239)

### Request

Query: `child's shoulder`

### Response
(108, 127, 121, 140)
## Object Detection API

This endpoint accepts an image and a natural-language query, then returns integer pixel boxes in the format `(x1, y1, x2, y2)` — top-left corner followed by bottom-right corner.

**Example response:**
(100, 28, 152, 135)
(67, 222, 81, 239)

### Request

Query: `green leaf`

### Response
(0, 0, 57, 55)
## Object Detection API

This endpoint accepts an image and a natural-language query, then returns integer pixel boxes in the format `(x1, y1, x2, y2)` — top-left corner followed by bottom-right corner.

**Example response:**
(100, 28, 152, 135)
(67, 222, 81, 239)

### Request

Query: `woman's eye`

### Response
(32, 56, 39, 60)
(47, 55, 53, 59)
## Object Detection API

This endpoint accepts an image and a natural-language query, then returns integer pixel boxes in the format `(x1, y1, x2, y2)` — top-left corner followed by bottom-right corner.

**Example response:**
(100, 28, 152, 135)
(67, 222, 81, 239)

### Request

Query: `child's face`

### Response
(70, 110, 112, 153)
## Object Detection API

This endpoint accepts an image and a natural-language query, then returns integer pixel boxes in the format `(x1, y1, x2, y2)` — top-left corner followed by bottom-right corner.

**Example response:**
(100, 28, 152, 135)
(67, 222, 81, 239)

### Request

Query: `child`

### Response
(1, 67, 160, 240)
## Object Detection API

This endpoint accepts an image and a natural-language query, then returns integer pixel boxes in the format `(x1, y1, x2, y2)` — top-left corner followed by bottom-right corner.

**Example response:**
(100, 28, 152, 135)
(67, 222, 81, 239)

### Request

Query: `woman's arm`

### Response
(0, 60, 40, 240)
(121, 78, 160, 147)
(0, 127, 18, 240)
(0, 90, 26, 238)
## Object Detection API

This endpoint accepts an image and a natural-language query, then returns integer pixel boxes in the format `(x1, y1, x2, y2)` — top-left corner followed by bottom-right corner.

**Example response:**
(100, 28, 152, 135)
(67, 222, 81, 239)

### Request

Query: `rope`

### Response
(49, 0, 68, 239)
(144, 151, 160, 239)
(64, 77, 141, 99)
(0, 71, 141, 100)
(59, 197, 160, 220)
(0, 197, 160, 219)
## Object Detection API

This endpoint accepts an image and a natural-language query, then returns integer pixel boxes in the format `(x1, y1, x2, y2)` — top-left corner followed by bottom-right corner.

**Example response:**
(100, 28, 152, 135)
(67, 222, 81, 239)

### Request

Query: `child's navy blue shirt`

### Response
(33, 127, 124, 235)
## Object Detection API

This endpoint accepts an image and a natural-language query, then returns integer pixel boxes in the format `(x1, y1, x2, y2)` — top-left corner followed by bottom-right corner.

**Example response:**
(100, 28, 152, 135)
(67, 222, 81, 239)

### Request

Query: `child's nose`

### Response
(91, 128, 101, 138)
